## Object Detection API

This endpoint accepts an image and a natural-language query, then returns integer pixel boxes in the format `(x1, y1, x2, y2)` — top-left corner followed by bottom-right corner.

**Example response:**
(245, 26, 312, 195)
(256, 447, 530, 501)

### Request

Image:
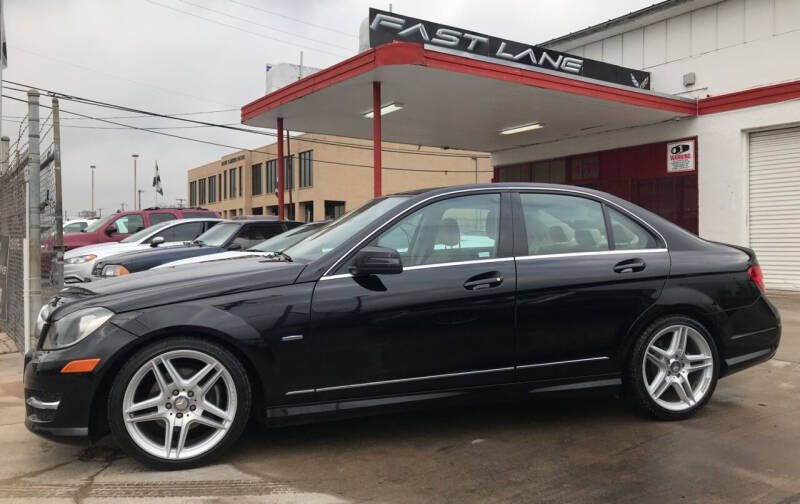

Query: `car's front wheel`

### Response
(108, 337, 251, 470)
(628, 316, 719, 420)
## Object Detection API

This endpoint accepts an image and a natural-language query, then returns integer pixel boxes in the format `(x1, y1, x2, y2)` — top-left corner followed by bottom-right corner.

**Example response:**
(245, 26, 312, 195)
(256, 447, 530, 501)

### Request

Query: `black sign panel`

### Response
(368, 8, 651, 90)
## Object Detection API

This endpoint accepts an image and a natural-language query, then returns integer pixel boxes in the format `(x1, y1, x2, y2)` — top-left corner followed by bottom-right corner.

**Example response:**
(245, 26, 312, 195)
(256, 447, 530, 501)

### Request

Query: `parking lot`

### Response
(0, 293, 797, 503)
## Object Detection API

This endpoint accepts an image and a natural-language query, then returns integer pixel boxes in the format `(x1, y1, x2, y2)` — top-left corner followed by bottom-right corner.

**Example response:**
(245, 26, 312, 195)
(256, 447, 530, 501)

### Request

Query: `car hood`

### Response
(66, 241, 144, 259)
(64, 231, 103, 250)
(95, 245, 225, 269)
(154, 250, 266, 269)
(52, 256, 306, 317)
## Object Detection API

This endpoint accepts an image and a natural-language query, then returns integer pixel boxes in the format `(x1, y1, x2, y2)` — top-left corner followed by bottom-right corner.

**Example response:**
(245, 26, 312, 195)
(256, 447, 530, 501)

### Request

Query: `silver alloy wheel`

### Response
(122, 349, 237, 461)
(642, 324, 714, 412)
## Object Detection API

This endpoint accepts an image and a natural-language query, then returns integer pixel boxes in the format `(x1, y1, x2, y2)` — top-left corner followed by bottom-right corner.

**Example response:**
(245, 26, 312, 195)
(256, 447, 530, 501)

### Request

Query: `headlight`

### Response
(65, 254, 97, 264)
(36, 303, 50, 337)
(42, 307, 114, 350)
(101, 265, 130, 277)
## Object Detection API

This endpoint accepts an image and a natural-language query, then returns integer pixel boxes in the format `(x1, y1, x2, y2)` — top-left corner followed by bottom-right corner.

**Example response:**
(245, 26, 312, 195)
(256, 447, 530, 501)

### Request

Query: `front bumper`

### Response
(24, 321, 139, 441)
(63, 261, 95, 284)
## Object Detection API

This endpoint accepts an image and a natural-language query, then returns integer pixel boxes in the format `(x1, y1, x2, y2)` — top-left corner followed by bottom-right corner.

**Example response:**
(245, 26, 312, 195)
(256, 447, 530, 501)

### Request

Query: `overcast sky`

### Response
(2, 0, 657, 217)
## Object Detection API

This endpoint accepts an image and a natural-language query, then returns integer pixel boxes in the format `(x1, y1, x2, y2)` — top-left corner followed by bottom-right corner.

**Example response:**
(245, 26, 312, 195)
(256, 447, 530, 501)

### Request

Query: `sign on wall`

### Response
(666, 139, 696, 173)
(368, 8, 652, 90)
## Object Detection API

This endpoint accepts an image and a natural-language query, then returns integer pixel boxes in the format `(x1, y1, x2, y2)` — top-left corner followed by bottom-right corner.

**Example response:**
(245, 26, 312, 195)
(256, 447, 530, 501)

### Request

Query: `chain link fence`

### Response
(0, 92, 63, 352)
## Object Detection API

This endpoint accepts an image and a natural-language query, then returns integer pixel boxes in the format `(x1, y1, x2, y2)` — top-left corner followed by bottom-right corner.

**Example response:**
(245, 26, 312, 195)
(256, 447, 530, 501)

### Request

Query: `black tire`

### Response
(108, 336, 251, 470)
(627, 315, 719, 421)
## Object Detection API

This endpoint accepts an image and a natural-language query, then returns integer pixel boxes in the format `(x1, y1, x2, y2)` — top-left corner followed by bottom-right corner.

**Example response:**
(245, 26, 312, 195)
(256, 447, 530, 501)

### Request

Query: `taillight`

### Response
(748, 265, 766, 293)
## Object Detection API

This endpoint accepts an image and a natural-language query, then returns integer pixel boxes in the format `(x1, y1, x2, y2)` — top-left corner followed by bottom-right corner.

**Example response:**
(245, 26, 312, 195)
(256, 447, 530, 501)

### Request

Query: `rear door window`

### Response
(519, 193, 609, 256)
(149, 212, 176, 225)
(607, 207, 659, 250)
(230, 223, 284, 249)
(182, 211, 216, 218)
(153, 222, 206, 243)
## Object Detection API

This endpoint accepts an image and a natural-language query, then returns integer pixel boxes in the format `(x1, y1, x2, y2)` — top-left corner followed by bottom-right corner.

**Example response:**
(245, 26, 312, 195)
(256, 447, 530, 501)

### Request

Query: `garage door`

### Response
(749, 126, 800, 291)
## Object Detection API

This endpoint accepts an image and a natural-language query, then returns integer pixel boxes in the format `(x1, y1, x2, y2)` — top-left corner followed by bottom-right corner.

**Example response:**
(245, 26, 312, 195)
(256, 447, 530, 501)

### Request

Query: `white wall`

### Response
(492, 100, 800, 247)
(550, 0, 800, 97)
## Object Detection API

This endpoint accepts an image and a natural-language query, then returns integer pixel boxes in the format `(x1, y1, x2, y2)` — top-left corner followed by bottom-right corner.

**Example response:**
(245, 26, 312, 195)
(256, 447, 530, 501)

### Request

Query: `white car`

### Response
(63, 218, 98, 234)
(154, 221, 328, 270)
(64, 218, 221, 283)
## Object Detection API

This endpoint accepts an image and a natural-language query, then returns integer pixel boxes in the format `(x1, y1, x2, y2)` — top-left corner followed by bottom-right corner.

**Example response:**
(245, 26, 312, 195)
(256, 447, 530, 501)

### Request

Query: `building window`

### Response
(284, 155, 294, 190)
(229, 169, 236, 199)
(299, 150, 313, 188)
(238, 166, 243, 197)
(198, 178, 206, 205)
(208, 176, 216, 203)
(189, 181, 197, 207)
(223, 170, 227, 199)
(266, 159, 277, 193)
(325, 200, 345, 220)
(251, 163, 262, 195)
(218, 174, 222, 201)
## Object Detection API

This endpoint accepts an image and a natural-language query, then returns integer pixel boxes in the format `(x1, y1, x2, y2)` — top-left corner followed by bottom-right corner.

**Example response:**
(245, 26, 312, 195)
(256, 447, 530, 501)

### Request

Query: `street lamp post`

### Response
(132, 154, 139, 210)
(90, 165, 96, 214)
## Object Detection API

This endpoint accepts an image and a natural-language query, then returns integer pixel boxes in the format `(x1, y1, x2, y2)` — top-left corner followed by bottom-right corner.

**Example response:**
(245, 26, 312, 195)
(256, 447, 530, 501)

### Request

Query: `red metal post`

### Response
(373, 81, 382, 197)
(277, 118, 285, 219)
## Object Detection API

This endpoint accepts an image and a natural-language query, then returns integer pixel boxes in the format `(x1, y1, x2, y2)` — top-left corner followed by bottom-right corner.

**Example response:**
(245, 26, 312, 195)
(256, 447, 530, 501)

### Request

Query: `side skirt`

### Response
(264, 374, 622, 427)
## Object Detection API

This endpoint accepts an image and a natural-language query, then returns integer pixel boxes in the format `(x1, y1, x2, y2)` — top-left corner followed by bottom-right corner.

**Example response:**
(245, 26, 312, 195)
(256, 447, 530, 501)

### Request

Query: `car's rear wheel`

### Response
(108, 337, 251, 470)
(628, 316, 719, 420)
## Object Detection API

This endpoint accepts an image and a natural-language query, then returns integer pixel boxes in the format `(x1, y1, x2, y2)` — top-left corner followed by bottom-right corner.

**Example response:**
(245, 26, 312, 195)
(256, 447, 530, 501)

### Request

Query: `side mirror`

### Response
(150, 236, 165, 248)
(227, 242, 242, 251)
(105, 225, 118, 235)
(349, 246, 403, 276)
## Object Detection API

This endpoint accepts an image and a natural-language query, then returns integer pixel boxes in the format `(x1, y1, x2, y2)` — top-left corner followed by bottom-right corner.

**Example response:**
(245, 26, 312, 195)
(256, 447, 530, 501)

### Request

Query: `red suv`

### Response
(63, 207, 219, 250)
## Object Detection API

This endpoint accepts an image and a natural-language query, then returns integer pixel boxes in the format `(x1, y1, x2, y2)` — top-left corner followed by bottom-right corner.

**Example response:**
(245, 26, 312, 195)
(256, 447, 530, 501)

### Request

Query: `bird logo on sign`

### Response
(630, 74, 650, 89)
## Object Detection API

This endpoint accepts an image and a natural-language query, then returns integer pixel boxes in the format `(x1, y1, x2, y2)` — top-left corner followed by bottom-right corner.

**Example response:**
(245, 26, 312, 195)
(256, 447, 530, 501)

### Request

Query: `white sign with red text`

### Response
(667, 140, 696, 173)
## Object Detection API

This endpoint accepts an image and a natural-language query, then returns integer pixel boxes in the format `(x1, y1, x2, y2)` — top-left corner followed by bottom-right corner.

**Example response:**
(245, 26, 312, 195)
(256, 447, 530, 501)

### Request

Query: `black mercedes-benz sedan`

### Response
(25, 184, 781, 470)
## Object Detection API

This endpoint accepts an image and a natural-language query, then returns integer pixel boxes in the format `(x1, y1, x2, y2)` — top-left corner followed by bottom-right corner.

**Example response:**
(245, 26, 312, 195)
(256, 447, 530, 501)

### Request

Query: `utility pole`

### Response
(132, 154, 139, 210)
(176, 198, 186, 208)
(52, 98, 64, 288)
(26, 89, 41, 353)
(90, 165, 96, 213)
(472, 156, 478, 184)
(138, 189, 143, 210)
(120, 202, 127, 212)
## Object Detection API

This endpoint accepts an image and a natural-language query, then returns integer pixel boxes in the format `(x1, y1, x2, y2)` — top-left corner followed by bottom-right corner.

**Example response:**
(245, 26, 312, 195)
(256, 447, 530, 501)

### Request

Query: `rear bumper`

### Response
(719, 294, 781, 378)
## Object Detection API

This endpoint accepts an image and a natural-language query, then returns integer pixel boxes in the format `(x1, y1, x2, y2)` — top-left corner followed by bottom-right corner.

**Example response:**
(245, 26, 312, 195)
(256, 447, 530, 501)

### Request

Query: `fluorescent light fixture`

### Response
(363, 102, 404, 118)
(499, 122, 544, 135)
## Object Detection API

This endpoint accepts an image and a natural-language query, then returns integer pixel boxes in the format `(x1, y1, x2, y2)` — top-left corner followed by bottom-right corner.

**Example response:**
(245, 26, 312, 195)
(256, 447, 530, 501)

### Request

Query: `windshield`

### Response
(193, 222, 240, 247)
(247, 222, 329, 252)
(120, 220, 172, 243)
(283, 196, 408, 263)
(83, 214, 116, 233)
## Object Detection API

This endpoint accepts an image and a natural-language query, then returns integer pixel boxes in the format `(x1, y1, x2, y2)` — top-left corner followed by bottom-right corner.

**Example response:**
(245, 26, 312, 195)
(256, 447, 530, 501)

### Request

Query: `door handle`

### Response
(613, 258, 646, 274)
(464, 272, 504, 291)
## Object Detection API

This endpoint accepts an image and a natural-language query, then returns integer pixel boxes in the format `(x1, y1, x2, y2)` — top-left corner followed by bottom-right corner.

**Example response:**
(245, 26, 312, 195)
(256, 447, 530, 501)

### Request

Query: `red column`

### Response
(277, 117, 285, 219)
(373, 81, 382, 197)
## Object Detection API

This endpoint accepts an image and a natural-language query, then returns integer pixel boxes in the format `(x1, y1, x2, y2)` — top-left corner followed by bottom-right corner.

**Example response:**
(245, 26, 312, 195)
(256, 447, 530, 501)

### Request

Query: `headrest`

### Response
(548, 226, 568, 243)
(485, 210, 499, 241)
(437, 218, 461, 247)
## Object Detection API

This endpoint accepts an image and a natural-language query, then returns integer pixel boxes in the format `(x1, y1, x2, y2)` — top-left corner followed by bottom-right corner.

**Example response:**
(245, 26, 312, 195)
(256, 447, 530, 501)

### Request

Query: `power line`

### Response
(8, 44, 239, 108)
(228, 0, 357, 39)
(2, 80, 490, 159)
(1, 93, 492, 173)
(2, 107, 238, 121)
(143, 0, 351, 59)
(176, 0, 354, 52)
(2, 116, 241, 131)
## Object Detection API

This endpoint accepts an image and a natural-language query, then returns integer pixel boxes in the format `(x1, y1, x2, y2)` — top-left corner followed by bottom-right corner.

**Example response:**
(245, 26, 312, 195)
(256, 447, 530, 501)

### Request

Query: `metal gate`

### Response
(749, 126, 800, 291)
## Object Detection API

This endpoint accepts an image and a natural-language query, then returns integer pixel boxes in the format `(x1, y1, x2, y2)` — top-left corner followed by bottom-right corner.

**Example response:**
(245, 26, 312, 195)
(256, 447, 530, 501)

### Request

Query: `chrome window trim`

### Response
(285, 356, 612, 395)
(318, 257, 515, 281)
(516, 356, 609, 369)
(321, 186, 668, 278)
(515, 248, 668, 261)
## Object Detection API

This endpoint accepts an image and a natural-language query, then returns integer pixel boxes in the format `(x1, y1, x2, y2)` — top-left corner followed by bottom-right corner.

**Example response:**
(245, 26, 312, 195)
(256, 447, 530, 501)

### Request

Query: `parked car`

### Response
(63, 207, 219, 251)
(89, 219, 303, 279)
(63, 218, 221, 283)
(26, 184, 780, 470)
(154, 220, 329, 270)
(63, 218, 98, 234)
